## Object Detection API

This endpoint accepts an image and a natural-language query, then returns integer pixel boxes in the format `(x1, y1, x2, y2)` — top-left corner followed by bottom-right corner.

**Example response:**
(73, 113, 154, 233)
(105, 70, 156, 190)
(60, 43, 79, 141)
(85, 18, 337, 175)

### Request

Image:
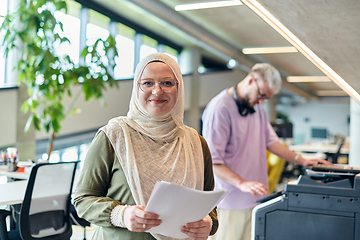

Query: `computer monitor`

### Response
(311, 128, 327, 139)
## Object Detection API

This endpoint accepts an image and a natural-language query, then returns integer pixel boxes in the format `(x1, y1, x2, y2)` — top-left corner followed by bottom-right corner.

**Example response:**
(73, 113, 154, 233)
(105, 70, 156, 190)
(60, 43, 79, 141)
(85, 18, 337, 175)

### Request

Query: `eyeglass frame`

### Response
(252, 76, 270, 100)
(137, 78, 179, 93)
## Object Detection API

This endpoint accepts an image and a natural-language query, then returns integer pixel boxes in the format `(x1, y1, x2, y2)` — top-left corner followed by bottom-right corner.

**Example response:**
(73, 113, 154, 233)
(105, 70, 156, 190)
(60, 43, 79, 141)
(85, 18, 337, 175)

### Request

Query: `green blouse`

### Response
(73, 131, 218, 240)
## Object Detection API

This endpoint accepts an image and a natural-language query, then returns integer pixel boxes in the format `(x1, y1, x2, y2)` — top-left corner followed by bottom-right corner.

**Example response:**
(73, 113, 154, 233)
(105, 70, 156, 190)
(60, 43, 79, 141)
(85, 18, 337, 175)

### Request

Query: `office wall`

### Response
(0, 88, 17, 147)
(278, 98, 350, 144)
(0, 69, 242, 147)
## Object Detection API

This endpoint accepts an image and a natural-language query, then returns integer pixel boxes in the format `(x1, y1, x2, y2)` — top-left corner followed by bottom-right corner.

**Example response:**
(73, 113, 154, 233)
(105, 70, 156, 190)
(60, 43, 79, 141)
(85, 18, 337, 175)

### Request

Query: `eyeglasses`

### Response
(254, 79, 269, 100)
(138, 78, 178, 93)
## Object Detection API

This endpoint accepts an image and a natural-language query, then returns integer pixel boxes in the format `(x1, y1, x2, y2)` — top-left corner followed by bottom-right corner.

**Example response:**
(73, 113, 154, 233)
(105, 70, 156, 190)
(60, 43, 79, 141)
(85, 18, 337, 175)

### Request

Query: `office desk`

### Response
(289, 143, 349, 163)
(0, 181, 27, 206)
(289, 143, 349, 154)
(0, 164, 32, 180)
(0, 170, 29, 180)
(0, 170, 80, 206)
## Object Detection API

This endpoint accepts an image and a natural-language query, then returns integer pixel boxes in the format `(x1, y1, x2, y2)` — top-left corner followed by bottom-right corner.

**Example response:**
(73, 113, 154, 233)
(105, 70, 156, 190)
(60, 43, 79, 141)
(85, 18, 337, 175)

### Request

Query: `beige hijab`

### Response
(101, 53, 204, 240)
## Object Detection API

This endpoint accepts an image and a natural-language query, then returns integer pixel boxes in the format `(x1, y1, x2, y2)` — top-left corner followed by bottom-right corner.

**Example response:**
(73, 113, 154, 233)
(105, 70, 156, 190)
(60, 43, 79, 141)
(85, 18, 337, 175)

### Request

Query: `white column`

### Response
(133, 33, 142, 69)
(180, 47, 201, 132)
(79, 6, 88, 66)
(107, 21, 117, 77)
(157, 44, 165, 53)
(349, 98, 360, 166)
(16, 84, 36, 161)
(263, 97, 277, 123)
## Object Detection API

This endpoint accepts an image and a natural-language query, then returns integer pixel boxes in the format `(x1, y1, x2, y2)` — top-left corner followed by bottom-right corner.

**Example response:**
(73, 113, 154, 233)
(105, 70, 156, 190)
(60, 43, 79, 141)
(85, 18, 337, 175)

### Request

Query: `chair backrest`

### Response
(331, 137, 345, 164)
(19, 161, 78, 240)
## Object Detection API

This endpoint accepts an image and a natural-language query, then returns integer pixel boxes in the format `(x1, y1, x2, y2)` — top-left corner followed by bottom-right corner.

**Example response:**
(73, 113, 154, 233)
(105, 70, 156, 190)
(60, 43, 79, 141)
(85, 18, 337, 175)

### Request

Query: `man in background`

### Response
(202, 63, 331, 240)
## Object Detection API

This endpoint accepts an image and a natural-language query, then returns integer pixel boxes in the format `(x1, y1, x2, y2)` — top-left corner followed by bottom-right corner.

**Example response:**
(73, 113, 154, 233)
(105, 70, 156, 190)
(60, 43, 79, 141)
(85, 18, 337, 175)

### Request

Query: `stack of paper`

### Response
(145, 181, 228, 239)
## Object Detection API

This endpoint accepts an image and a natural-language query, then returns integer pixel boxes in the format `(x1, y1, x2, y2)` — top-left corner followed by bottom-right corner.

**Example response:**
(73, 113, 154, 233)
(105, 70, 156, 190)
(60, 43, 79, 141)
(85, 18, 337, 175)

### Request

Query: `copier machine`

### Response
(251, 164, 360, 240)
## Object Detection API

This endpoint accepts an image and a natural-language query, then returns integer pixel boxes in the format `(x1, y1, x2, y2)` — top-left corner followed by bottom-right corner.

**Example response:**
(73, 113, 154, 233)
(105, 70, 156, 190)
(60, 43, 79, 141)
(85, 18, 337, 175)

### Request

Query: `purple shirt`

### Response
(202, 89, 279, 210)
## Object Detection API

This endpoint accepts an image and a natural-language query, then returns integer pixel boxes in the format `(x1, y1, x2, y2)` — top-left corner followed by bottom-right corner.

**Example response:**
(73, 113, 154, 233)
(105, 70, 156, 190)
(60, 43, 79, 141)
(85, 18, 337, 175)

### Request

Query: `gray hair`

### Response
(251, 63, 282, 94)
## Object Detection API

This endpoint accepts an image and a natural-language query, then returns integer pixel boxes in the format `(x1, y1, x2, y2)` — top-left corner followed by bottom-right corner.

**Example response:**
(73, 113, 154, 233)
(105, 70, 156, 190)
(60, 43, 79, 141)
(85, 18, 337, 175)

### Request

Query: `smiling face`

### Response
(137, 62, 178, 117)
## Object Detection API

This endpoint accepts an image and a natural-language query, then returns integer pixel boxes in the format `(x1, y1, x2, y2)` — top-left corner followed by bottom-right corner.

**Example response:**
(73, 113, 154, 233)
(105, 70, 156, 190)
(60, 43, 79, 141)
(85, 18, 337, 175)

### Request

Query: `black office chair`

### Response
(0, 161, 78, 240)
(327, 137, 345, 164)
(332, 137, 345, 164)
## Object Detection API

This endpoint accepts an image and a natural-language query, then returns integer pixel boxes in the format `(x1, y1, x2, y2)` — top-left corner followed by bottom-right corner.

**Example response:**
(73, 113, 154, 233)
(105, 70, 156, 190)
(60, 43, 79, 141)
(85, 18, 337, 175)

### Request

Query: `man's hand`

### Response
(239, 181, 268, 196)
(212, 164, 268, 195)
(298, 157, 332, 167)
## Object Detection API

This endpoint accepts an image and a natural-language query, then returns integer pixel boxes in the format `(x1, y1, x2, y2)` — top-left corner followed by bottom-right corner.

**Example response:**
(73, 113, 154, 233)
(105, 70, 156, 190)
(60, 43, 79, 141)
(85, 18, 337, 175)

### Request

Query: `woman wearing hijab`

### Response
(74, 53, 218, 240)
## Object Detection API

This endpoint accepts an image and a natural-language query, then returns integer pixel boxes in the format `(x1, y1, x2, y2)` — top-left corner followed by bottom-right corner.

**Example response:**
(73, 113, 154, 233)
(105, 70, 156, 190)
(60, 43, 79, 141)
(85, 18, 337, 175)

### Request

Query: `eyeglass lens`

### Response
(254, 80, 267, 99)
(138, 78, 177, 92)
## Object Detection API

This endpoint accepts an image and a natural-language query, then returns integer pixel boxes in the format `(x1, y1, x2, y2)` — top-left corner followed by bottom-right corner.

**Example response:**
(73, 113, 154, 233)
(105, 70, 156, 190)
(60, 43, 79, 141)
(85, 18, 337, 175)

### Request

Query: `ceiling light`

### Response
(175, 1, 243, 11)
(227, 59, 237, 68)
(241, 0, 360, 103)
(198, 66, 206, 73)
(287, 76, 331, 83)
(242, 46, 297, 54)
(317, 91, 349, 97)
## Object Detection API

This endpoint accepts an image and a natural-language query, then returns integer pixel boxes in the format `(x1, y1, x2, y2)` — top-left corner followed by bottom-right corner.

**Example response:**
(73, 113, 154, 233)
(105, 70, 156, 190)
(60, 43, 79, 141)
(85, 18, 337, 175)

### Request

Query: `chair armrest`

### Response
(0, 210, 11, 240)
(70, 204, 90, 227)
(0, 209, 11, 218)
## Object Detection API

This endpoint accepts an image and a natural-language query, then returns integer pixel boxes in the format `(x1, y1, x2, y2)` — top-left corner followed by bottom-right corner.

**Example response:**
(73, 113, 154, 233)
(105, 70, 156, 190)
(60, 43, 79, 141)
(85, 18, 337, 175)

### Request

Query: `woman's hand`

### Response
(181, 215, 212, 240)
(239, 181, 268, 196)
(123, 205, 162, 232)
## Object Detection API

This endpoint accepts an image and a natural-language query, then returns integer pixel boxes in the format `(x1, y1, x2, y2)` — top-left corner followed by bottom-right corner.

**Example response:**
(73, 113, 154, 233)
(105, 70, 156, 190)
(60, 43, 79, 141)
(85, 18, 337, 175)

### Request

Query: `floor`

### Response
(2, 214, 96, 240)
(71, 225, 96, 240)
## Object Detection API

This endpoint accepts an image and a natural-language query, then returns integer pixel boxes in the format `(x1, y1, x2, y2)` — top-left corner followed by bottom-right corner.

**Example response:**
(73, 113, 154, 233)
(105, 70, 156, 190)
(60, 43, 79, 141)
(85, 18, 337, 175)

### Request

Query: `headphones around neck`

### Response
(232, 84, 255, 116)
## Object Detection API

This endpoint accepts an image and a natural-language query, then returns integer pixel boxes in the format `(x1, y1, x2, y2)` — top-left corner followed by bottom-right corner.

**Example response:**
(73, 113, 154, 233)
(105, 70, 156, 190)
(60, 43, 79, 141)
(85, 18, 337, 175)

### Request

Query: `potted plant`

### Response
(1, 0, 119, 160)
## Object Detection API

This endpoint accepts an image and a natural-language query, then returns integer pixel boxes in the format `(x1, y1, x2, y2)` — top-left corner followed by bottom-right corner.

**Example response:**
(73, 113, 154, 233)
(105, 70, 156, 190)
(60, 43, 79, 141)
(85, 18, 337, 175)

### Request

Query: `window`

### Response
(114, 23, 135, 79)
(164, 46, 179, 62)
(61, 146, 79, 162)
(86, 10, 110, 72)
(41, 143, 90, 166)
(140, 35, 157, 60)
(79, 143, 90, 169)
(49, 151, 61, 163)
(54, 3, 81, 65)
(0, 0, 7, 86)
(86, 10, 110, 47)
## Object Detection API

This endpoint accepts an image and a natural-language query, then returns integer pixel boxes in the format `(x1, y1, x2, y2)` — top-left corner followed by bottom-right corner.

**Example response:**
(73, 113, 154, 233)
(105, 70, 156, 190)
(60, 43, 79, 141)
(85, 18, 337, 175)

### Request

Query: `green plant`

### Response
(276, 111, 290, 123)
(1, 0, 118, 160)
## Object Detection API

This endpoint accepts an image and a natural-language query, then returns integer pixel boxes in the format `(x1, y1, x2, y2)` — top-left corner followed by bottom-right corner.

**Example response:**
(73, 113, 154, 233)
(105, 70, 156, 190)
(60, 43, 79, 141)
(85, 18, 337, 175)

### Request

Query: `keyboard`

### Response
(311, 164, 360, 174)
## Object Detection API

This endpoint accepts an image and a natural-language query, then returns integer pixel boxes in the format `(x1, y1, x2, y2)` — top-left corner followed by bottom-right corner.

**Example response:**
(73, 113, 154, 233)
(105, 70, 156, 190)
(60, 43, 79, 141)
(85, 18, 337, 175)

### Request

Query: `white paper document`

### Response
(145, 181, 228, 239)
